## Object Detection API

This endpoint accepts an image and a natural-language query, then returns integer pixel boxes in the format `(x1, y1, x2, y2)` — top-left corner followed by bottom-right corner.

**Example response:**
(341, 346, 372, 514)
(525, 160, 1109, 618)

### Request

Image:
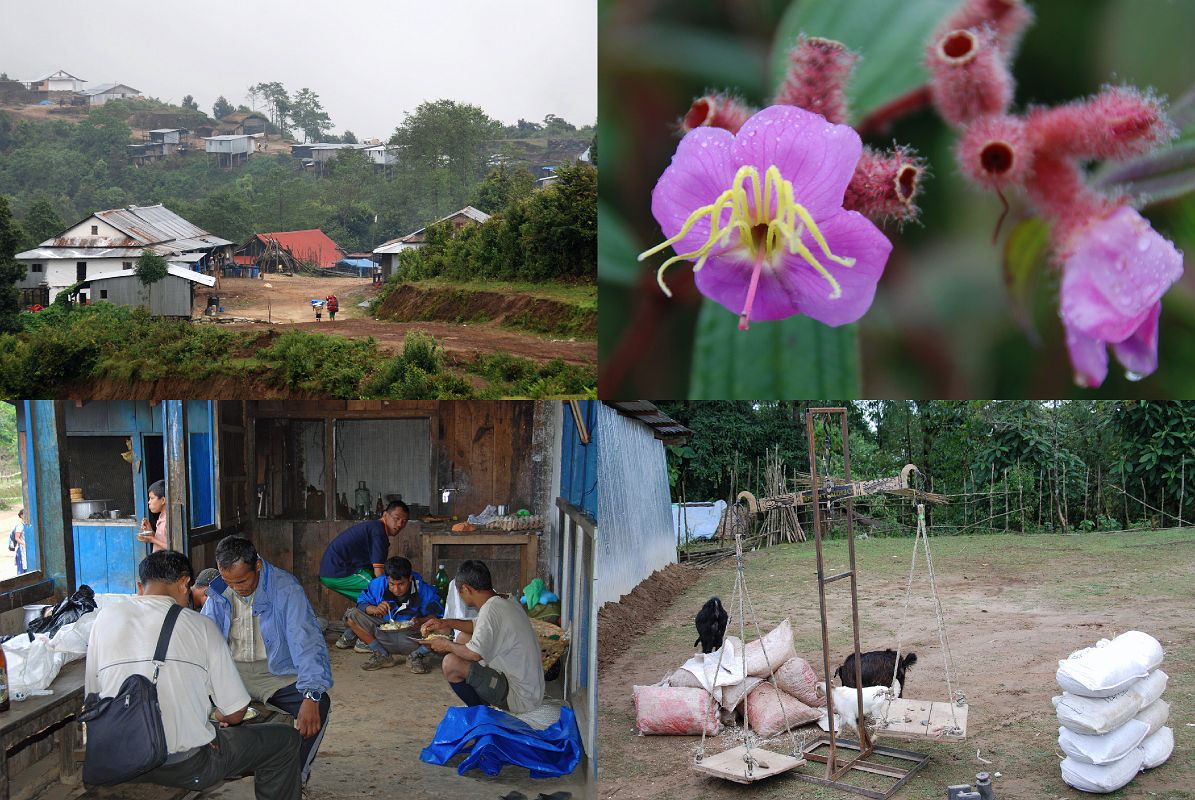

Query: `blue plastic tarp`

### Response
(420, 705, 583, 779)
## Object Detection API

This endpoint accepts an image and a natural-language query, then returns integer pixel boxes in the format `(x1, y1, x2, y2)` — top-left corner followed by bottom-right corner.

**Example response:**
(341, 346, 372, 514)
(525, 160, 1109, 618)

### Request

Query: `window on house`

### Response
(123, 262, 132, 270)
(99, 289, 108, 299)
(31, 264, 43, 273)
(90, 225, 98, 235)
(333, 419, 432, 520)
(76, 262, 87, 281)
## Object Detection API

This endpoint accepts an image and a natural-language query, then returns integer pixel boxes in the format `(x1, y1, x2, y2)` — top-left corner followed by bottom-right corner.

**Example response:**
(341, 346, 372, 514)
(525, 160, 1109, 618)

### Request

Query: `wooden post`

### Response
(1003, 468, 1009, 532)
(1122, 462, 1129, 525)
(1083, 465, 1090, 526)
(1180, 458, 1186, 528)
(989, 463, 995, 531)
(1018, 463, 1025, 532)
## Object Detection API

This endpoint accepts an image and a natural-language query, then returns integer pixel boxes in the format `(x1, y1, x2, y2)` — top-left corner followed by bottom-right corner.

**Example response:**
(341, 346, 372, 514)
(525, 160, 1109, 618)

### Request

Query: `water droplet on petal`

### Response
(1136, 237, 1150, 253)
(1125, 370, 1145, 382)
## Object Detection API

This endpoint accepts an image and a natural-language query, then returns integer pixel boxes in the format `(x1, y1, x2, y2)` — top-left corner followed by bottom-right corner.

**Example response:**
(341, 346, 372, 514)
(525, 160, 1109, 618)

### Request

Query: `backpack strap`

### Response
(151, 604, 184, 683)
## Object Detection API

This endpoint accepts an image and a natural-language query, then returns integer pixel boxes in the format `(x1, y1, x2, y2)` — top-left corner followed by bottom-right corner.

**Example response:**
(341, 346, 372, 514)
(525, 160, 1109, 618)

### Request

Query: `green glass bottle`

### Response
(433, 564, 450, 604)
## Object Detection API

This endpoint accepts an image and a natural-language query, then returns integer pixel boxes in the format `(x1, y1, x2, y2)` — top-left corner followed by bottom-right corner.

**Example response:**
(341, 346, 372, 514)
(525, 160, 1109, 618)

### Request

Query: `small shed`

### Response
(149, 129, 183, 145)
(203, 134, 255, 166)
(372, 206, 491, 281)
(86, 264, 216, 318)
(217, 111, 269, 135)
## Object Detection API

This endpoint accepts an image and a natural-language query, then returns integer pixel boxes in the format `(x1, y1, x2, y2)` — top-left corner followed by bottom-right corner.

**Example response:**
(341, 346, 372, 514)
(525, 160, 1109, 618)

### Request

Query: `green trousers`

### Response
(319, 569, 375, 600)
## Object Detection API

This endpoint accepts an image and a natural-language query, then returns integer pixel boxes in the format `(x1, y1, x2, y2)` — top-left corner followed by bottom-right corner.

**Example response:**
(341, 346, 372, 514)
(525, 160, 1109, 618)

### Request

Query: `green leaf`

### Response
(771, 0, 956, 121)
(1003, 217, 1052, 346)
(689, 300, 860, 398)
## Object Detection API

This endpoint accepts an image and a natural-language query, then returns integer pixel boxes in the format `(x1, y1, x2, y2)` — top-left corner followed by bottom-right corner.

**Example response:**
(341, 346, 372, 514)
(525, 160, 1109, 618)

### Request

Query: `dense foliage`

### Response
(660, 401, 1195, 535)
(394, 163, 597, 283)
(0, 100, 594, 256)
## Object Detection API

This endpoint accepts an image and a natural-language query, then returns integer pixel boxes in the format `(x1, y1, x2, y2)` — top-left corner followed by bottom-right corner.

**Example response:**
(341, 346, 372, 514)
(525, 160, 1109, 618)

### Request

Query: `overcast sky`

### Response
(1, 0, 596, 138)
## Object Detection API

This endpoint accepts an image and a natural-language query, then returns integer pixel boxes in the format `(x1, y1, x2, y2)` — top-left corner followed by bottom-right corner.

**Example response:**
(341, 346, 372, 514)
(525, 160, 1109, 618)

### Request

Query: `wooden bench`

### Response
(0, 659, 84, 800)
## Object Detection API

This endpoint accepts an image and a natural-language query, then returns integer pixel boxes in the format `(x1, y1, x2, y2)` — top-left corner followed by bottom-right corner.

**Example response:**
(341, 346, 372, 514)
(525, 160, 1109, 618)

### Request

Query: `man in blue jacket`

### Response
(203, 536, 333, 789)
(319, 501, 409, 600)
(335, 556, 443, 673)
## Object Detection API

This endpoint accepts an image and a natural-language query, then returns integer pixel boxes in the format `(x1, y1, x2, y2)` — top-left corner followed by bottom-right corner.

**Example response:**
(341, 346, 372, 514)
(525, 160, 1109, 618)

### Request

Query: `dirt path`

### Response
(598, 534, 1195, 800)
(208, 276, 597, 366)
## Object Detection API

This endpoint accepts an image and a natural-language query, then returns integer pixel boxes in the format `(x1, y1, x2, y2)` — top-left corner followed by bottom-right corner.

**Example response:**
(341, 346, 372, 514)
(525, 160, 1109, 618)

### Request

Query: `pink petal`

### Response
(650, 126, 739, 257)
(1111, 301, 1161, 379)
(1064, 324, 1109, 389)
(1060, 206, 1184, 343)
(731, 105, 862, 222)
(692, 210, 890, 326)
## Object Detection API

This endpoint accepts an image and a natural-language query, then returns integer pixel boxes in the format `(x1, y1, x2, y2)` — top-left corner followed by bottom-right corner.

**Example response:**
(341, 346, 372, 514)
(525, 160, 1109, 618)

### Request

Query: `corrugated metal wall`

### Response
(333, 419, 432, 508)
(594, 403, 676, 608)
(94, 274, 194, 316)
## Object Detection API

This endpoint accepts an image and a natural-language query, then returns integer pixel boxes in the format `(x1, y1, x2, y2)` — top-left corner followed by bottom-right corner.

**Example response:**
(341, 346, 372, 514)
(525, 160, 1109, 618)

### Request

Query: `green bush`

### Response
(402, 329, 442, 373)
(257, 330, 373, 397)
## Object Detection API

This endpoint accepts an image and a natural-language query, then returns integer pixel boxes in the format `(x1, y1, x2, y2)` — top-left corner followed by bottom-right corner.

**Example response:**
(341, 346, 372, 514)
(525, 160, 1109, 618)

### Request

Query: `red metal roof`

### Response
(233, 255, 257, 265)
(255, 229, 343, 269)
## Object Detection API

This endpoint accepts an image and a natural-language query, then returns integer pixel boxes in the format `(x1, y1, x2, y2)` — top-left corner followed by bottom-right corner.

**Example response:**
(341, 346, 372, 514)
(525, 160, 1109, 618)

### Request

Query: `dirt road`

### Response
(209, 275, 597, 365)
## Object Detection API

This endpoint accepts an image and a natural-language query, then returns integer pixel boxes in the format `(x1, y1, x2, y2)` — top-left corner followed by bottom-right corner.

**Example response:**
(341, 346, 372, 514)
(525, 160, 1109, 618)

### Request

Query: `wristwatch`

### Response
(303, 689, 324, 703)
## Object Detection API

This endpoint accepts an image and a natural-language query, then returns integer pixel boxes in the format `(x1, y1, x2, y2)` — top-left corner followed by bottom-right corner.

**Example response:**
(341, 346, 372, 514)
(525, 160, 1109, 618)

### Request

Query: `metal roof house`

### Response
(14, 204, 232, 305)
(372, 206, 491, 281)
(234, 229, 345, 273)
(86, 264, 216, 317)
(216, 111, 269, 135)
(25, 69, 86, 93)
(203, 134, 257, 167)
(79, 82, 141, 107)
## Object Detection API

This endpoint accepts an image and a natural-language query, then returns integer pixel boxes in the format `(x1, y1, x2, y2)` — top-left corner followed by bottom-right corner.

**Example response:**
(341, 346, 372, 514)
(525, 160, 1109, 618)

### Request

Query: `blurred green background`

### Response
(598, 0, 1195, 398)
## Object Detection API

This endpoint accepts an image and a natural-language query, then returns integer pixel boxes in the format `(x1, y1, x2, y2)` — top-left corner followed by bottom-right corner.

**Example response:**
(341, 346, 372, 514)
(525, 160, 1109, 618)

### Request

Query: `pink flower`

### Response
(639, 105, 892, 330)
(1060, 206, 1184, 387)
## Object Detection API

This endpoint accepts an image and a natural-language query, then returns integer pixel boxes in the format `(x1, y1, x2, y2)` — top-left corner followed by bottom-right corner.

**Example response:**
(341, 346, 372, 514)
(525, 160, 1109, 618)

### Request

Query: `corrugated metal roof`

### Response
(87, 264, 215, 287)
(95, 205, 231, 249)
(16, 243, 175, 260)
(604, 401, 692, 444)
(254, 229, 344, 269)
(81, 83, 140, 96)
(148, 128, 184, 134)
(390, 206, 493, 244)
(202, 134, 255, 141)
(32, 70, 84, 82)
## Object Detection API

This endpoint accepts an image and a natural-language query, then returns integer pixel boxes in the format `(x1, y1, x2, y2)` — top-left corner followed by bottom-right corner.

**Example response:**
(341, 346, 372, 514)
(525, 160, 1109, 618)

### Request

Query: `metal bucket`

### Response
(22, 604, 50, 626)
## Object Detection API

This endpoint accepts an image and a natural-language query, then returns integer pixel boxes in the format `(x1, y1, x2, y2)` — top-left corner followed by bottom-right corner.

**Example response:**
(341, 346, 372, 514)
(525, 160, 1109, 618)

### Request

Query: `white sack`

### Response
(677, 636, 745, 704)
(1060, 749, 1145, 793)
(44, 611, 95, 660)
(1139, 726, 1174, 770)
(720, 676, 763, 712)
(1058, 721, 1149, 766)
(1134, 698, 1169, 737)
(743, 619, 797, 677)
(1056, 631, 1163, 698)
(2, 633, 67, 695)
(1054, 669, 1167, 735)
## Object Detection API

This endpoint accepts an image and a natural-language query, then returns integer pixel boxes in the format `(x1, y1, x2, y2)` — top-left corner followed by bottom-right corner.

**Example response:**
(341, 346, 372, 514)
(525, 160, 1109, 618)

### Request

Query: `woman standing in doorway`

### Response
(137, 480, 168, 551)
(9, 509, 28, 574)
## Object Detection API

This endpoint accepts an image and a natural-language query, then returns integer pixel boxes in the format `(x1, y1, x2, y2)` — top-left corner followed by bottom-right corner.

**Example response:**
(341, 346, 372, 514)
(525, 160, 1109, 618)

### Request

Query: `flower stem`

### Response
(738, 246, 766, 331)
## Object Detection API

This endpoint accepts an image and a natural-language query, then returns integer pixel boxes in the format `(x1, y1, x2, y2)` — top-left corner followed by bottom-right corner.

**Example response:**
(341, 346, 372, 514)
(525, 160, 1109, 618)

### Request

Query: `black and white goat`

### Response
(693, 597, 729, 654)
(833, 649, 917, 697)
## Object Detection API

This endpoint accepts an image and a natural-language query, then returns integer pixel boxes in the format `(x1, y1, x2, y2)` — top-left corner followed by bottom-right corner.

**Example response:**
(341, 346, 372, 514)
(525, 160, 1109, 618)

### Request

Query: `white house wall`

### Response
(595, 403, 676, 608)
(63, 217, 127, 240)
(17, 257, 132, 300)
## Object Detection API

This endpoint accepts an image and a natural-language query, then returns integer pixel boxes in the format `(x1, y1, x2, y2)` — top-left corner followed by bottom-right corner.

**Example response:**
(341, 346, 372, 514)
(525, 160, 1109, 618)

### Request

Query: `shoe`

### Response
(353, 639, 373, 654)
(409, 652, 431, 674)
(334, 630, 356, 650)
(362, 652, 397, 671)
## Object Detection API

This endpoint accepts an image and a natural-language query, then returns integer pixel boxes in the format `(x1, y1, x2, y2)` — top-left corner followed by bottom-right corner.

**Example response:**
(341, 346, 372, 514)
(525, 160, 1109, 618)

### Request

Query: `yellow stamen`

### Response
(638, 165, 855, 302)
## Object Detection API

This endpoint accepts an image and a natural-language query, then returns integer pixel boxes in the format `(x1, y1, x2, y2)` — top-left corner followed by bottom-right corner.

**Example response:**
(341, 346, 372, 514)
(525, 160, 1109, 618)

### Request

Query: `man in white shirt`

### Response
(420, 559, 545, 714)
(85, 550, 301, 800)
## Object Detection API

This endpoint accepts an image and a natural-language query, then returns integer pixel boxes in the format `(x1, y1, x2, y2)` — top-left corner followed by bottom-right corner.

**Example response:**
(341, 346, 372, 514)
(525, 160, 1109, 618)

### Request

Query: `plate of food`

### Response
(210, 706, 259, 723)
(417, 632, 453, 642)
(379, 619, 413, 631)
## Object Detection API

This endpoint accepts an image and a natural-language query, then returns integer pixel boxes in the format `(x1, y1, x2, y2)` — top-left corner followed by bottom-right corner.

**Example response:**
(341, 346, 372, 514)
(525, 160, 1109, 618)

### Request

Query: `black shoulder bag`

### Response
(79, 603, 183, 786)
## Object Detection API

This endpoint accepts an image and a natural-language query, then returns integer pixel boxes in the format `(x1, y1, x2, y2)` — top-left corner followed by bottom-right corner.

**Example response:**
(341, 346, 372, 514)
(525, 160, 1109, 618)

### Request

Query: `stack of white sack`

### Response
(1054, 630, 1174, 793)
(634, 619, 825, 739)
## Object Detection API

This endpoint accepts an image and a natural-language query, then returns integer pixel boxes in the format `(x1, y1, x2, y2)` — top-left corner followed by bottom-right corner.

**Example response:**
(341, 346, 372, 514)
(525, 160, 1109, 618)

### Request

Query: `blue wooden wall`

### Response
(560, 401, 598, 520)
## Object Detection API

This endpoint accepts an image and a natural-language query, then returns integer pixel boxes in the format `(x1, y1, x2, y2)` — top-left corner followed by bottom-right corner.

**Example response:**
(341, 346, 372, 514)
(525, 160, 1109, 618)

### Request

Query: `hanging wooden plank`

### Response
(692, 745, 804, 784)
(875, 697, 968, 741)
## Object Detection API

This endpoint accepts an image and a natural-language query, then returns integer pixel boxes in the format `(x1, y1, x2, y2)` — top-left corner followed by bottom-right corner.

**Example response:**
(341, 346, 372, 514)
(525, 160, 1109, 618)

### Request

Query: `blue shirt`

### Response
(202, 559, 333, 695)
(356, 572, 444, 619)
(319, 520, 389, 578)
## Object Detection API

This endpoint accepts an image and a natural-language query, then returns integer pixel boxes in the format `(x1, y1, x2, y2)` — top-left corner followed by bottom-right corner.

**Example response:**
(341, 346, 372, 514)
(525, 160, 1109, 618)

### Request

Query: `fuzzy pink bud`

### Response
(957, 115, 1029, 188)
(1027, 86, 1173, 162)
(928, 28, 1014, 127)
(1023, 154, 1117, 254)
(773, 36, 859, 125)
(940, 0, 1034, 57)
(843, 146, 925, 224)
(681, 93, 755, 135)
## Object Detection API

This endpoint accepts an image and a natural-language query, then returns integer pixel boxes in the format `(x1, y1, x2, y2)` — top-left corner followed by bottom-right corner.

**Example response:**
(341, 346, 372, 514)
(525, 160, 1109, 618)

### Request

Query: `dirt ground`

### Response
(204, 276, 598, 366)
(60, 640, 589, 800)
(598, 531, 1195, 800)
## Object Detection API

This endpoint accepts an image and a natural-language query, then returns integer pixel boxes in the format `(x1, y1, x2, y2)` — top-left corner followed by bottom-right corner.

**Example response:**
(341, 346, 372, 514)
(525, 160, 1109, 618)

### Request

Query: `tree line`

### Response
(0, 97, 595, 257)
(660, 401, 1195, 536)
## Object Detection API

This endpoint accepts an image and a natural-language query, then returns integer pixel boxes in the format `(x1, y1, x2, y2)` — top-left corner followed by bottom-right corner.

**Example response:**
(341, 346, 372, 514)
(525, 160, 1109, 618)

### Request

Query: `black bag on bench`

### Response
(78, 603, 183, 785)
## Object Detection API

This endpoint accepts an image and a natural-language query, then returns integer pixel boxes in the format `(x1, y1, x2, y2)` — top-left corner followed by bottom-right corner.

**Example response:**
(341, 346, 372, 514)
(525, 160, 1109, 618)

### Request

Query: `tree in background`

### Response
(21, 197, 67, 249)
(290, 88, 332, 143)
(341, 130, 358, 145)
(519, 163, 596, 281)
(389, 99, 502, 210)
(470, 164, 535, 214)
(74, 102, 132, 163)
(0, 196, 27, 333)
(180, 95, 199, 112)
(250, 82, 291, 138)
(212, 95, 234, 120)
(134, 250, 168, 286)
